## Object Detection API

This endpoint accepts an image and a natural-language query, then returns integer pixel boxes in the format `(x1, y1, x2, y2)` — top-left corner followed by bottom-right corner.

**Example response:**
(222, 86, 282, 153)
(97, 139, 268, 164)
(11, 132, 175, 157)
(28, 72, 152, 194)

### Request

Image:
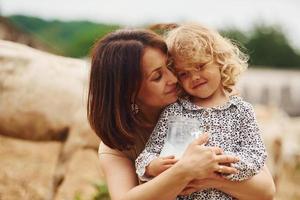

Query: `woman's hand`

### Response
(178, 133, 239, 181)
(146, 156, 178, 177)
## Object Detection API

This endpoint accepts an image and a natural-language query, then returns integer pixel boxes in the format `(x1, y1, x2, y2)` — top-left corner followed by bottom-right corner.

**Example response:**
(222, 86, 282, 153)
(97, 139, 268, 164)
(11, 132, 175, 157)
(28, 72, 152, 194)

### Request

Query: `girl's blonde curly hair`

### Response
(165, 23, 248, 93)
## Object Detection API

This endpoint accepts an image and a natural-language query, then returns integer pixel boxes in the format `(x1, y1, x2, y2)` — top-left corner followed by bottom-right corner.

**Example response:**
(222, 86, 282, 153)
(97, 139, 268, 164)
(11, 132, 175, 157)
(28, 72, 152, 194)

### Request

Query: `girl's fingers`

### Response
(179, 187, 197, 195)
(211, 173, 226, 180)
(162, 164, 174, 170)
(162, 159, 178, 165)
(186, 182, 194, 187)
(189, 178, 205, 185)
(161, 155, 175, 159)
(215, 154, 239, 164)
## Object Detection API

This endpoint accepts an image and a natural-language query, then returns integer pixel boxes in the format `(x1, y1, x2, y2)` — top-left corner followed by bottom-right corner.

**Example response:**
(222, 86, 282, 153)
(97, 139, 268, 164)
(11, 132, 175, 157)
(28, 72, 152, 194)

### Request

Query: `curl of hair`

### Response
(165, 23, 248, 93)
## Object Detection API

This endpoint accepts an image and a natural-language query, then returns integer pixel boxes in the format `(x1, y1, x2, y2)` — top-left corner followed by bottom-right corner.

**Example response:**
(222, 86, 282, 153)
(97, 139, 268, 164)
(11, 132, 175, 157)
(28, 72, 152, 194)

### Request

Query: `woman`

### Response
(87, 29, 275, 200)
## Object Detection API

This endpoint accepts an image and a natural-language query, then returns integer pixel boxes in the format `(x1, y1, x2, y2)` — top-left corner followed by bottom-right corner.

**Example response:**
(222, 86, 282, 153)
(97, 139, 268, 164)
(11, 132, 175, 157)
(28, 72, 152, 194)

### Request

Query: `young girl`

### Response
(135, 23, 267, 199)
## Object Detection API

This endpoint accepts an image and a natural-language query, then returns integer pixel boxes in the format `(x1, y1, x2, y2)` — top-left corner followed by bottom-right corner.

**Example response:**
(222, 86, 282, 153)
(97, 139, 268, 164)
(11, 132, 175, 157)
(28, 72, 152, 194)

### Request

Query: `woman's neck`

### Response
(192, 86, 229, 108)
(137, 105, 162, 126)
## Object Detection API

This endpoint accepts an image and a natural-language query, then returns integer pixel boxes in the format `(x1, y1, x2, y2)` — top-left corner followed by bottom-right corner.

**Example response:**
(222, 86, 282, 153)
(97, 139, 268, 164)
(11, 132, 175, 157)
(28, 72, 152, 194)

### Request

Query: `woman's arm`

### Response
(99, 134, 239, 200)
(99, 143, 191, 200)
(184, 165, 275, 200)
(215, 165, 275, 200)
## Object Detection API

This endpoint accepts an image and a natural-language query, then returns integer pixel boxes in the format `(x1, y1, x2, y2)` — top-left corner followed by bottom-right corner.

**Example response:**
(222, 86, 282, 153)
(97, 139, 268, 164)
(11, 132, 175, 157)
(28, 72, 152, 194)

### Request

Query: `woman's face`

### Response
(137, 47, 178, 110)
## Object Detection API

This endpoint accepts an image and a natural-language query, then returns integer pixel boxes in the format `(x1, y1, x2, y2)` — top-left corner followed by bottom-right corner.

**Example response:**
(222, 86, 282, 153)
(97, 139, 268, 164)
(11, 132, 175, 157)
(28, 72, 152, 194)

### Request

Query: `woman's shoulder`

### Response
(97, 142, 138, 186)
(98, 142, 141, 163)
(98, 142, 127, 158)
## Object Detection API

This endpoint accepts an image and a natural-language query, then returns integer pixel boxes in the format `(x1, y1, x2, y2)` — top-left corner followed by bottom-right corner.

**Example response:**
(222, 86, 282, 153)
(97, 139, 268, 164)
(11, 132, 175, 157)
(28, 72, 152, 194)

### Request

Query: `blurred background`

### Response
(0, 0, 299, 199)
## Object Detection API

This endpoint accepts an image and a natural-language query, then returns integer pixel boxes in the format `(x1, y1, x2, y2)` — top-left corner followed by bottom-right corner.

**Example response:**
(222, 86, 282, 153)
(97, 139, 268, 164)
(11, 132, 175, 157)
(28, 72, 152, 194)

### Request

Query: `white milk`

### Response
(160, 116, 203, 159)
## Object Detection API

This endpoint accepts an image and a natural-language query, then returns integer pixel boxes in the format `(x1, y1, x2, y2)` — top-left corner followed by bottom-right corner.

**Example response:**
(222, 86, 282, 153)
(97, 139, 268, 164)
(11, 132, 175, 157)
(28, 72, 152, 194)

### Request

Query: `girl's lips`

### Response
(192, 81, 207, 89)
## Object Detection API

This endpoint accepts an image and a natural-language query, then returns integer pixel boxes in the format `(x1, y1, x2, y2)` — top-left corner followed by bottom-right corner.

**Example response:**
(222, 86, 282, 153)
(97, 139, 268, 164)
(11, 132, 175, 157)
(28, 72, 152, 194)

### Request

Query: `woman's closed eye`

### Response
(151, 71, 162, 81)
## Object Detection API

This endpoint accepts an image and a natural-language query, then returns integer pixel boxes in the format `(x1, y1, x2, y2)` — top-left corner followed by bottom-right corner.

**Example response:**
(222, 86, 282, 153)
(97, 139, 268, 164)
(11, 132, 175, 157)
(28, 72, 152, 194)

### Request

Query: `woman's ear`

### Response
(130, 94, 140, 114)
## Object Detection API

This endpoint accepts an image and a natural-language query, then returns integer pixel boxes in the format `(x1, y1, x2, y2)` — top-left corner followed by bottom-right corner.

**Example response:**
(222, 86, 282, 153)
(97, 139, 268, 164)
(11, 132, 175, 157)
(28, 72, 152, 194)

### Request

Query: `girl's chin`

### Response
(192, 91, 214, 99)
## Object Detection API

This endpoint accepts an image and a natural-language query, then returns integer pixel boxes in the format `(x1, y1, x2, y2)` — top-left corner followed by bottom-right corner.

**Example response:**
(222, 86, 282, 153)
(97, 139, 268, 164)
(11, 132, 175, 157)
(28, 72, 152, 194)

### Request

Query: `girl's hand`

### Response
(178, 133, 239, 180)
(179, 178, 212, 196)
(179, 186, 198, 196)
(179, 164, 237, 196)
(179, 175, 226, 196)
(146, 155, 178, 177)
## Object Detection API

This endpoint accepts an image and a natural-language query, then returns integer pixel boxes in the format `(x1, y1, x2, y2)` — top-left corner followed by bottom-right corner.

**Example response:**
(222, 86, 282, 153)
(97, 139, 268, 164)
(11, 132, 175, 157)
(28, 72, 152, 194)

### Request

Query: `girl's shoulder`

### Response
(230, 95, 256, 116)
(231, 96, 253, 109)
(163, 100, 184, 112)
(159, 100, 186, 118)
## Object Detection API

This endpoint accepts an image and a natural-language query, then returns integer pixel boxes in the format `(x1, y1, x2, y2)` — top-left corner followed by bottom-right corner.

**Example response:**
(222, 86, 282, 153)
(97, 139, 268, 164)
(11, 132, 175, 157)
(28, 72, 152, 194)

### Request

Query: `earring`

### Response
(131, 103, 139, 114)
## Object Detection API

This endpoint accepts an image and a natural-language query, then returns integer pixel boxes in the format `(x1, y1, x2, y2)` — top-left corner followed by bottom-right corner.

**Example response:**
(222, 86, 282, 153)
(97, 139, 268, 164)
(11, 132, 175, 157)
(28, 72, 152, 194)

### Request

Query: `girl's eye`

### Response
(198, 61, 210, 70)
(178, 72, 188, 79)
(196, 64, 204, 70)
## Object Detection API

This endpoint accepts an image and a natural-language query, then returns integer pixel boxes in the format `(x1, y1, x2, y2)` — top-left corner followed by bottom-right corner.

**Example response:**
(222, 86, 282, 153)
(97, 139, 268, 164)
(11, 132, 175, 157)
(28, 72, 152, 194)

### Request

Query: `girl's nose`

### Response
(191, 72, 201, 81)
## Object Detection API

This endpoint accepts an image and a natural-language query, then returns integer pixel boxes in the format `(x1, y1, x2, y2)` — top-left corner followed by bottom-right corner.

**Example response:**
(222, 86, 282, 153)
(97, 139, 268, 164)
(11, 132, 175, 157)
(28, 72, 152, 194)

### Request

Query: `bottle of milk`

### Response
(160, 116, 203, 159)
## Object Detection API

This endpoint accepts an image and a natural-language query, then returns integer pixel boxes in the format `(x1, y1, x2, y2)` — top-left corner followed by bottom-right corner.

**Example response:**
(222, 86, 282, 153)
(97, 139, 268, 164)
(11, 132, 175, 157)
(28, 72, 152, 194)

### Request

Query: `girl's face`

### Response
(175, 59, 223, 100)
(137, 47, 178, 109)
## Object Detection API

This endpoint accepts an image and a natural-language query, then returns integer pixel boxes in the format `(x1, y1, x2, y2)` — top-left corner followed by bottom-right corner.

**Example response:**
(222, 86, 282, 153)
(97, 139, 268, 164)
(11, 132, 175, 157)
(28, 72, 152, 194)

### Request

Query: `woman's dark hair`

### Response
(88, 29, 168, 151)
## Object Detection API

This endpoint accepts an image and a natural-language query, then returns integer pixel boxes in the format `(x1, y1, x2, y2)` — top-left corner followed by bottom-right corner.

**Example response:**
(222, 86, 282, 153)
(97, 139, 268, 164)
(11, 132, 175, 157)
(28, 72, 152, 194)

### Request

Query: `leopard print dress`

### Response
(135, 96, 267, 200)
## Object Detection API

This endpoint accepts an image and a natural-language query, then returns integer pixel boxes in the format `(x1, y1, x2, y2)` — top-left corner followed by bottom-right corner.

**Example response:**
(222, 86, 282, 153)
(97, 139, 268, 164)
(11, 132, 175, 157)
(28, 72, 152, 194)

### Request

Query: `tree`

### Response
(246, 25, 300, 68)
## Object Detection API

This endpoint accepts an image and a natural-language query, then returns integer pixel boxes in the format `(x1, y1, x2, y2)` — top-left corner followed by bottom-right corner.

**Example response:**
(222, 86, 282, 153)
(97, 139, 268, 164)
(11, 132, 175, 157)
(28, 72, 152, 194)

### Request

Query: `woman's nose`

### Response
(166, 69, 178, 84)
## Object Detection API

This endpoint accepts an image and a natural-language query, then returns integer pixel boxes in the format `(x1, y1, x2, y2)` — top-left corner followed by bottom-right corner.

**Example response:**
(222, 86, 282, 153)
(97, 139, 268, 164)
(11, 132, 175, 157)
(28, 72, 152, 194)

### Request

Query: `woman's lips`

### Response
(165, 86, 177, 94)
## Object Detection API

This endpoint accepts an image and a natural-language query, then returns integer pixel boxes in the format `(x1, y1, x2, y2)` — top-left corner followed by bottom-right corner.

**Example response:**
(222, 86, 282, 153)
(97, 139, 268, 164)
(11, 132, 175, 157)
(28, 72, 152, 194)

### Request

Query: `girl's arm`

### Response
(135, 106, 172, 181)
(222, 103, 267, 181)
